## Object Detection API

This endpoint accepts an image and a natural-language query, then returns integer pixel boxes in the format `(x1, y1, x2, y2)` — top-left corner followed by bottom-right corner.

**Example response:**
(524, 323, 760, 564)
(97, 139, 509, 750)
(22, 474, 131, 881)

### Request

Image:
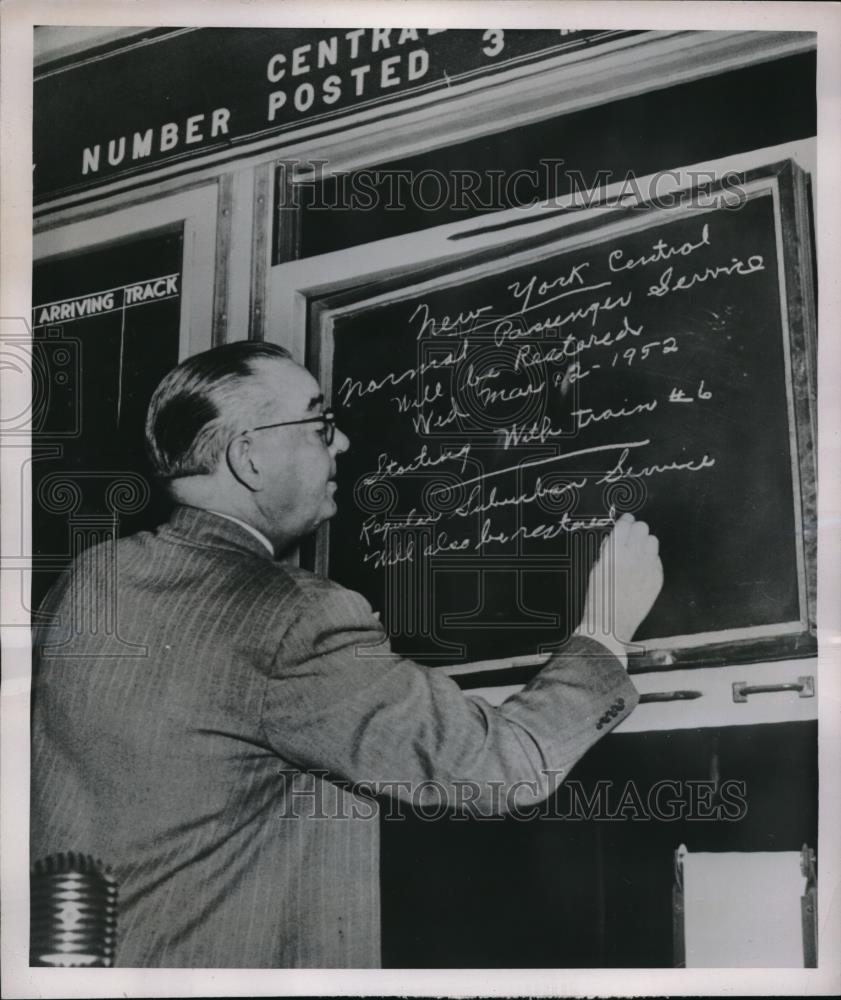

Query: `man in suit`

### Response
(31, 341, 662, 968)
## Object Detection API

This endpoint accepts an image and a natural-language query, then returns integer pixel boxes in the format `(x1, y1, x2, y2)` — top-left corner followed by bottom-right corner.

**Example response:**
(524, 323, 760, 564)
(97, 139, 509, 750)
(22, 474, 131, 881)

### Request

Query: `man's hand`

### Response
(578, 513, 664, 651)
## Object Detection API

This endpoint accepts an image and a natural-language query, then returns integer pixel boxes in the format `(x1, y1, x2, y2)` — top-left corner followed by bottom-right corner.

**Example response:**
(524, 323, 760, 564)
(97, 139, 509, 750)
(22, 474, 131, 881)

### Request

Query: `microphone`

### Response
(30, 852, 118, 967)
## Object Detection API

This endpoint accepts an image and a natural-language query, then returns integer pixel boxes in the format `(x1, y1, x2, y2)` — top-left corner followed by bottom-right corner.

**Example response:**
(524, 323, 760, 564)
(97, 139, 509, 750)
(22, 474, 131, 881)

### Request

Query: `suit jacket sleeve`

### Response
(260, 580, 638, 813)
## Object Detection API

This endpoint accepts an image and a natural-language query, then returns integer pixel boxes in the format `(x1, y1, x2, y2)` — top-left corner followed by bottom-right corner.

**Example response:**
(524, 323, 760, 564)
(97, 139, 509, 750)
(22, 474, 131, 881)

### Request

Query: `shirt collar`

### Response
(207, 510, 275, 557)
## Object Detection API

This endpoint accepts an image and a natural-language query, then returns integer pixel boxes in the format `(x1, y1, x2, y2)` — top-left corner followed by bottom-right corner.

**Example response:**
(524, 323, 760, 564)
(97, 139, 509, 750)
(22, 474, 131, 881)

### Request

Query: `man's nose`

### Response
(331, 426, 350, 455)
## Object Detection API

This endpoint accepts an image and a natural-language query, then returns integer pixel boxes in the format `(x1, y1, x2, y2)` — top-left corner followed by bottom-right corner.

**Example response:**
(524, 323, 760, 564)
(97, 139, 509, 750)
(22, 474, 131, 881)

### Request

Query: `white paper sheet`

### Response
(680, 847, 808, 967)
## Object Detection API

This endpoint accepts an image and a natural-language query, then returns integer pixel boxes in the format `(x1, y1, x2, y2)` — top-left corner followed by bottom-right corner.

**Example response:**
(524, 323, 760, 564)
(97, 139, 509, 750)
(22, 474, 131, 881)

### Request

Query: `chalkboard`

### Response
(308, 160, 816, 671)
(31, 230, 183, 610)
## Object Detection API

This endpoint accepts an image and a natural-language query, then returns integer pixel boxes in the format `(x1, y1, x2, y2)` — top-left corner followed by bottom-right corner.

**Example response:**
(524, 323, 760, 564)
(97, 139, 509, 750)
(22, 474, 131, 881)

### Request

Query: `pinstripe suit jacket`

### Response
(31, 505, 638, 968)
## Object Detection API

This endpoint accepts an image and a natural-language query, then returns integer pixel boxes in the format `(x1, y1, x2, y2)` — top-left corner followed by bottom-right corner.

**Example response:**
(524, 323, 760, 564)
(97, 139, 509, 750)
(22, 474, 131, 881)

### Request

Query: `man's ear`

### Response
(226, 434, 262, 492)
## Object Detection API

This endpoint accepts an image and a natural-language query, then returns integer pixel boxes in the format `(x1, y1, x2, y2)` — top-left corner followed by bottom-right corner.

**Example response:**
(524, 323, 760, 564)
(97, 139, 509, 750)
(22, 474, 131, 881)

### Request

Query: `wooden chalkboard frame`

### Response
(305, 159, 816, 672)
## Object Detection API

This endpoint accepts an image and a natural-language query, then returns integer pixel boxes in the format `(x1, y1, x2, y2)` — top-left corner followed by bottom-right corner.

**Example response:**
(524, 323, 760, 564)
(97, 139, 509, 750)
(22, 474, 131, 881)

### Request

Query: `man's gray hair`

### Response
(145, 341, 293, 480)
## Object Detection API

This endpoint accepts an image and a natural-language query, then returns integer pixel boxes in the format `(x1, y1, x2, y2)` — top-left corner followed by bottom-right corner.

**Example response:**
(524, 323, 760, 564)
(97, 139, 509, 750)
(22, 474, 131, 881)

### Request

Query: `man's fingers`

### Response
(611, 512, 635, 545)
(607, 514, 660, 557)
(611, 514, 653, 545)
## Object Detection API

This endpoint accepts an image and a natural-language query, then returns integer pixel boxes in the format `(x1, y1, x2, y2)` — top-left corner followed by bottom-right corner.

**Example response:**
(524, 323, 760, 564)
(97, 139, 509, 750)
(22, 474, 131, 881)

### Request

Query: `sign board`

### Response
(31, 231, 184, 607)
(34, 28, 642, 202)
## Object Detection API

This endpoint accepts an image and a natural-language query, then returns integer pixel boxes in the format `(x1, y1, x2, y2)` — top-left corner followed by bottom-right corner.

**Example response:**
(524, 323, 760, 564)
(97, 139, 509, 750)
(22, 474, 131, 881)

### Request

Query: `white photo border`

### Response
(2, 2, 840, 997)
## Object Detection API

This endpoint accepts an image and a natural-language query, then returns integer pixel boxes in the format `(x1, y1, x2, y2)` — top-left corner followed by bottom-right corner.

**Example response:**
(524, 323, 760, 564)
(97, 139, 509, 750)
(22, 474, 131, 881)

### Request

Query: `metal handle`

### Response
(732, 675, 814, 703)
(639, 690, 703, 703)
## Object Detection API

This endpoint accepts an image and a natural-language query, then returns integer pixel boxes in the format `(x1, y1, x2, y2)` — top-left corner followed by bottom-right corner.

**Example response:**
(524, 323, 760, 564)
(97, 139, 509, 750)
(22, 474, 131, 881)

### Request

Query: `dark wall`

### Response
(294, 52, 816, 258)
(380, 721, 818, 968)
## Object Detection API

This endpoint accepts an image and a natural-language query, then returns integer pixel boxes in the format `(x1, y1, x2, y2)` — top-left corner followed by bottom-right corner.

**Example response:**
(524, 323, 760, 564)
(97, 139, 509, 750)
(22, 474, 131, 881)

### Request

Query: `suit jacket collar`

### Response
(164, 505, 275, 561)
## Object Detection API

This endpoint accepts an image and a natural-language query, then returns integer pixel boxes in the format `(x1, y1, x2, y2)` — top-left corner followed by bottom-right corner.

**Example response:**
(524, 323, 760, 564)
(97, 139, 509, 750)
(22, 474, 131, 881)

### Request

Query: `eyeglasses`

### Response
(246, 408, 336, 446)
